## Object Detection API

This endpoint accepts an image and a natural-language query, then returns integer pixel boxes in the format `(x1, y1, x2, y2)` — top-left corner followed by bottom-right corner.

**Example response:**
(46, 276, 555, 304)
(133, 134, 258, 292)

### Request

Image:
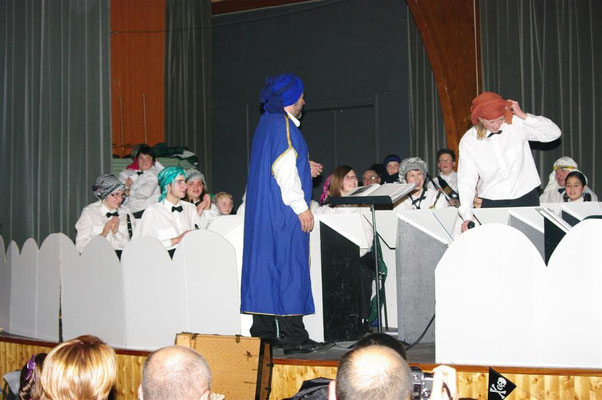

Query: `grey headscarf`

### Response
(185, 168, 206, 185)
(399, 157, 428, 183)
(92, 174, 125, 200)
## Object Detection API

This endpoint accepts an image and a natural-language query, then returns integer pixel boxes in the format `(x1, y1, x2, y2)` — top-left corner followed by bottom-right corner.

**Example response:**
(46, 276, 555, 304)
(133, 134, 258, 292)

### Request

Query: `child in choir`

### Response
(134, 166, 205, 255)
(213, 192, 234, 215)
(122, 144, 162, 217)
(75, 174, 135, 254)
(563, 171, 592, 202)
(395, 157, 450, 210)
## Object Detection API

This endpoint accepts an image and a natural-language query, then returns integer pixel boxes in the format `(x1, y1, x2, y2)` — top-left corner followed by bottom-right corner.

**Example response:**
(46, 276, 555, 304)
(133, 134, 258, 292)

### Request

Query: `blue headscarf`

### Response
(259, 73, 304, 114)
(158, 166, 186, 202)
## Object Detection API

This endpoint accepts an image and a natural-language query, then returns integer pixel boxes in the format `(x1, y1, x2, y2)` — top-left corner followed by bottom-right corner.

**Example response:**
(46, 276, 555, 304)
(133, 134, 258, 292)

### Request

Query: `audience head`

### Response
(328, 166, 358, 199)
(18, 353, 47, 400)
(40, 335, 116, 400)
(214, 192, 234, 215)
(185, 168, 207, 203)
(564, 170, 588, 201)
(329, 344, 412, 400)
(92, 174, 125, 209)
(436, 149, 456, 175)
(260, 73, 304, 116)
(382, 154, 401, 177)
(136, 144, 156, 171)
(470, 92, 513, 135)
(400, 157, 428, 194)
(362, 169, 381, 186)
(553, 156, 578, 186)
(354, 332, 407, 361)
(139, 346, 212, 400)
(158, 166, 187, 203)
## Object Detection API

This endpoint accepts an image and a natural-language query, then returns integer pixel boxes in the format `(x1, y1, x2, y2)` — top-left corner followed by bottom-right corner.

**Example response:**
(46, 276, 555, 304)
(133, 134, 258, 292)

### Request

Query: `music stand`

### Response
(329, 183, 415, 332)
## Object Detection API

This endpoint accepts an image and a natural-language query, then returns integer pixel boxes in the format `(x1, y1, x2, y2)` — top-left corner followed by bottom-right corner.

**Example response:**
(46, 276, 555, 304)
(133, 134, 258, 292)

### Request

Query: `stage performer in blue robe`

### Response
(241, 73, 331, 354)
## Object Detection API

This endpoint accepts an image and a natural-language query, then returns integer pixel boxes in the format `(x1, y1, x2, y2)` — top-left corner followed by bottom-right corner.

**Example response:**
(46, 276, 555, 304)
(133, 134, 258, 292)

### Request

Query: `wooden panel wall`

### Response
(406, 0, 482, 160)
(110, 0, 166, 158)
(270, 361, 602, 400)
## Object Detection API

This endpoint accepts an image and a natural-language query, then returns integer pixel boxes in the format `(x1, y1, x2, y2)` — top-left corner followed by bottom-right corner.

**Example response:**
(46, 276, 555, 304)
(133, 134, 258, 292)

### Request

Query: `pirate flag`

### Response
(488, 368, 516, 400)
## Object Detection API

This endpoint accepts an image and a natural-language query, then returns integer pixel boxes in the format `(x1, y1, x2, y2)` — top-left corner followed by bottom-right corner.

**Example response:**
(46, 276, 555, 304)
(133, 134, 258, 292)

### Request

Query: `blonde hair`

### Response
(475, 122, 487, 140)
(212, 191, 232, 203)
(40, 335, 117, 400)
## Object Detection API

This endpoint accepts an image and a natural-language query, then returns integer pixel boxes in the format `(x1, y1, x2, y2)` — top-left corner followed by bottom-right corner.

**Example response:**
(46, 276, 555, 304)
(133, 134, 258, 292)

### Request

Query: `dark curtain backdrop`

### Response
(407, 8, 446, 174)
(409, 0, 601, 195)
(165, 0, 212, 187)
(481, 0, 601, 194)
(0, 0, 111, 248)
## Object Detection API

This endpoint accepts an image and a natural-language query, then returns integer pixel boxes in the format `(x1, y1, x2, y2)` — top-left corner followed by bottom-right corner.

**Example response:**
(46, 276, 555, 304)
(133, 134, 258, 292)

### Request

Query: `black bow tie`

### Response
(106, 211, 119, 218)
(411, 192, 427, 206)
(172, 205, 183, 213)
(558, 188, 565, 193)
(487, 130, 503, 138)
(137, 171, 143, 175)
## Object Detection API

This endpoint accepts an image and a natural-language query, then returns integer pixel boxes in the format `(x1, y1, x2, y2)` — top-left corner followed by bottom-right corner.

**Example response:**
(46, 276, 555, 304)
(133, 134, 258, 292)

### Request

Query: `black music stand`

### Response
(329, 183, 414, 332)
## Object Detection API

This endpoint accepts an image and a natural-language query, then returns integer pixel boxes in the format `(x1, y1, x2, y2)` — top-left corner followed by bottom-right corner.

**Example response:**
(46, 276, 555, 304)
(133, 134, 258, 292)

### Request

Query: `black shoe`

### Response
(283, 339, 335, 355)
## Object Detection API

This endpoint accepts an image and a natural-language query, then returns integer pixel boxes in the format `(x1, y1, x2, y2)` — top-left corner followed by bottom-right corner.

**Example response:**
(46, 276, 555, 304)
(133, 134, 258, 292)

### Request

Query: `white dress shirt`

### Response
(458, 114, 561, 220)
(75, 201, 135, 252)
(271, 112, 309, 215)
(539, 172, 598, 203)
(427, 171, 458, 192)
(123, 165, 162, 213)
(394, 189, 450, 211)
(133, 199, 203, 249)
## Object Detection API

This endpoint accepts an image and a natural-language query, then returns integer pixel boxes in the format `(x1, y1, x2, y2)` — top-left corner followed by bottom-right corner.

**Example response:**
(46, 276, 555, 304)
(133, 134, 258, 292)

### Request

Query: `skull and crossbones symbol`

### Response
(490, 377, 507, 399)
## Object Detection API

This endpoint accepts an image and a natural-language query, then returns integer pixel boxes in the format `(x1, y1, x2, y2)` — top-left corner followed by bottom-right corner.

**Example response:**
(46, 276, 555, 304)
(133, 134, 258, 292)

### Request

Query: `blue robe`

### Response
(241, 113, 315, 316)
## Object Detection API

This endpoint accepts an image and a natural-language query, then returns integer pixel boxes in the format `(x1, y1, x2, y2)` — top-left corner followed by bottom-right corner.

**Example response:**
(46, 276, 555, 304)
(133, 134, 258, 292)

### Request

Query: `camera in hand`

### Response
(411, 366, 433, 400)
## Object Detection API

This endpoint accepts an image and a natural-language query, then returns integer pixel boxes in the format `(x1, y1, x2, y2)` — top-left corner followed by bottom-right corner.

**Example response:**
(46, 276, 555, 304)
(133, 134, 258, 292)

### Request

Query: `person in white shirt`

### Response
(427, 149, 458, 193)
(395, 157, 450, 210)
(133, 166, 203, 257)
(458, 92, 561, 231)
(122, 144, 162, 216)
(563, 171, 593, 203)
(539, 156, 598, 203)
(75, 174, 135, 255)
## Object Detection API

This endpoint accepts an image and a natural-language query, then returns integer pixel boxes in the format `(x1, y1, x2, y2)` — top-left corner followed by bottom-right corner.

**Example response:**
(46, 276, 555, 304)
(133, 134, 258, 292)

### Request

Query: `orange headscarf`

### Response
(470, 92, 513, 125)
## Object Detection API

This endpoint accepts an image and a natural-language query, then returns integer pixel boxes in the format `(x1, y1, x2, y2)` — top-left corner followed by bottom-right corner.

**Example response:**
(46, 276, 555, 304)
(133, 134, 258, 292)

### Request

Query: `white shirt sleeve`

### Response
(517, 114, 561, 142)
(272, 149, 308, 215)
(75, 209, 97, 253)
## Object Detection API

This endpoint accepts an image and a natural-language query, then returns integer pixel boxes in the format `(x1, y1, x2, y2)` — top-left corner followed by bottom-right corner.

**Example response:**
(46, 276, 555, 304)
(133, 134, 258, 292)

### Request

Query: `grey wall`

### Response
(211, 0, 410, 205)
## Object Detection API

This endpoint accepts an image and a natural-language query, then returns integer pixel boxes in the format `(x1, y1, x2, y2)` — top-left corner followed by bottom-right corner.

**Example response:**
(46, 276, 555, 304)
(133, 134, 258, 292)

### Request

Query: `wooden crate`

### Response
(175, 333, 272, 400)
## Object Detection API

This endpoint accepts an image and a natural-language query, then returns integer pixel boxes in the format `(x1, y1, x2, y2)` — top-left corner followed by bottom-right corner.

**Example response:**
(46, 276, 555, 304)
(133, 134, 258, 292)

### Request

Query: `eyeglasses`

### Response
(110, 193, 125, 198)
(344, 175, 358, 181)
(363, 176, 379, 181)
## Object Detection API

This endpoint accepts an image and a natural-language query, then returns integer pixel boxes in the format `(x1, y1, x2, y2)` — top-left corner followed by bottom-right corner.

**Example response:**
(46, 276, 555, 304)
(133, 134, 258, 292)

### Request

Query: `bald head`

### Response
(334, 345, 412, 400)
(140, 346, 211, 400)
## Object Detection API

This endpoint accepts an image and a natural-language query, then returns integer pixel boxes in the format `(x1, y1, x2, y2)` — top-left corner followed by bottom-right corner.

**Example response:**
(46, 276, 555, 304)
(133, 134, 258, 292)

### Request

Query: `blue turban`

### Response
(259, 73, 304, 114)
(158, 166, 186, 202)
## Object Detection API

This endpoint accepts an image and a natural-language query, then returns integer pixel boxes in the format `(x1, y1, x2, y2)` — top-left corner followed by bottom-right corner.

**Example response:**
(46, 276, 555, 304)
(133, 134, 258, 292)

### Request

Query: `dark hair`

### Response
(565, 171, 586, 187)
(436, 148, 456, 162)
(136, 144, 156, 161)
(18, 353, 47, 400)
(354, 332, 407, 361)
(328, 165, 354, 200)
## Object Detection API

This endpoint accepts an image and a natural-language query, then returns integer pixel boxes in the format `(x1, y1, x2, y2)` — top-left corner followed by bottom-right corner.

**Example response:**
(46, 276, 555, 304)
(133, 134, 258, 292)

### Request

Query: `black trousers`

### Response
(481, 187, 539, 209)
(250, 314, 310, 347)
